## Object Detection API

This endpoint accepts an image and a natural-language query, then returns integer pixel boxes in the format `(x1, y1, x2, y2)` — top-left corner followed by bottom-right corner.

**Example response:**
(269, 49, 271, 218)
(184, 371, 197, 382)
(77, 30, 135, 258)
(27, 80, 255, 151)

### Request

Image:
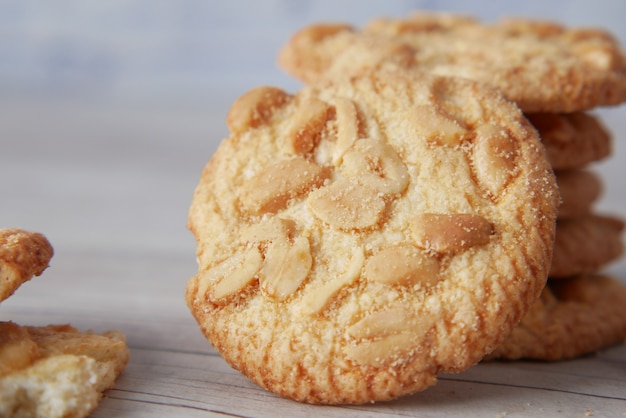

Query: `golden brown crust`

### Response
(0, 228, 53, 303)
(527, 112, 612, 170)
(486, 275, 626, 360)
(279, 13, 626, 113)
(186, 69, 558, 404)
(550, 214, 624, 278)
(0, 321, 130, 418)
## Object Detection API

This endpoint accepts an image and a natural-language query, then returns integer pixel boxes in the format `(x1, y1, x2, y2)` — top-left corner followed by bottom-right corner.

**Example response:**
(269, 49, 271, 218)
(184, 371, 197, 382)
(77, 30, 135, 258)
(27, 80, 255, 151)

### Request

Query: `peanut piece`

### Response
(260, 235, 312, 301)
(241, 217, 297, 243)
(240, 157, 330, 215)
(226, 86, 291, 134)
(407, 105, 470, 147)
(200, 247, 263, 303)
(411, 213, 494, 254)
(332, 97, 362, 164)
(363, 245, 440, 287)
(307, 179, 386, 230)
(340, 138, 409, 195)
(346, 306, 414, 340)
(298, 23, 353, 42)
(300, 247, 364, 315)
(287, 98, 330, 155)
(472, 124, 517, 197)
(344, 306, 434, 367)
(345, 333, 414, 368)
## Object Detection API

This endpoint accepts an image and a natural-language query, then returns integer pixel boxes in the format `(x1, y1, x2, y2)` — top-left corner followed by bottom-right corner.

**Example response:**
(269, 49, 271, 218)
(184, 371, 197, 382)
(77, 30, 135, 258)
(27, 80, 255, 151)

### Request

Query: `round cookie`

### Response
(0, 228, 53, 303)
(556, 169, 603, 219)
(279, 13, 626, 113)
(486, 275, 626, 360)
(186, 70, 559, 404)
(550, 214, 624, 278)
(527, 112, 612, 171)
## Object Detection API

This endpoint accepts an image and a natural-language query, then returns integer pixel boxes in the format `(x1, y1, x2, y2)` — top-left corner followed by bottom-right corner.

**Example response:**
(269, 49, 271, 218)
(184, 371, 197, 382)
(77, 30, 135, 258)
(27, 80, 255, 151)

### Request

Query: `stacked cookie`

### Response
(490, 113, 626, 360)
(0, 228, 129, 418)
(278, 12, 626, 362)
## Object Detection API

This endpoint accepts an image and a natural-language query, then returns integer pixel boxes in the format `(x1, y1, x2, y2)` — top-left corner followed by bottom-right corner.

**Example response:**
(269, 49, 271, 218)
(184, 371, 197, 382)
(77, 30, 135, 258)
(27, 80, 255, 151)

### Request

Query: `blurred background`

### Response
(1, 0, 625, 273)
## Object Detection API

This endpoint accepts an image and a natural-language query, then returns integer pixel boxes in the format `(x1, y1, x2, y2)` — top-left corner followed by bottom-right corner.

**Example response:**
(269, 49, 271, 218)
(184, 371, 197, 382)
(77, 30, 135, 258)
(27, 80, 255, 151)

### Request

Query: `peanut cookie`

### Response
(550, 214, 624, 278)
(527, 112, 612, 170)
(186, 70, 558, 404)
(279, 13, 626, 113)
(0, 322, 130, 418)
(486, 275, 626, 360)
(0, 228, 53, 303)
(556, 170, 603, 219)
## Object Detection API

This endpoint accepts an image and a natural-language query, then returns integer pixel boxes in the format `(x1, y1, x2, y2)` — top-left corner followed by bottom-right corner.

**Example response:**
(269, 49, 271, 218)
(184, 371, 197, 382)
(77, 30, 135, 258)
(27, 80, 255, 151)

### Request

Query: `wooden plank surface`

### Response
(2, 252, 625, 418)
(1, 94, 626, 416)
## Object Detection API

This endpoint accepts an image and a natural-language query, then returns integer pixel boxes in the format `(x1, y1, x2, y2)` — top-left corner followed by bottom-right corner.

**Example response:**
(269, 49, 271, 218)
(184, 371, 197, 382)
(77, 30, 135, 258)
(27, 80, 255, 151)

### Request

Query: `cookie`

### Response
(186, 70, 559, 404)
(0, 322, 130, 418)
(278, 13, 626, 113)
(527, 112, 612, 171)
(0, 228, 53, 303)
(550, 214, 624, 278)
(486, 275, 626, 360)
(556, 169, 603, 219)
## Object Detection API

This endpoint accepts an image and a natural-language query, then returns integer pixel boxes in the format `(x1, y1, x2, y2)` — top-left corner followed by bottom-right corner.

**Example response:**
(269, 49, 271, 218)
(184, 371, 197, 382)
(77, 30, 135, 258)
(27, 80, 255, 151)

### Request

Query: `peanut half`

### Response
(344, 305, 434, 367)
(300, 248, 365, 316)
(411, 213, 494, 254)
(471, 124, 518, 197)
(307, 179, 386, 230)
(405, 105, 471, 147)
(340, 137, 409, 195)
(226, 86, 291, 134)
(240, 157, 330, 215)
(363, 245, 440, 287)
(259, 234, 313, 301)
(287, 98, 331, 155)
(332, 97, 363, 164)
(198, 247, 263, 304)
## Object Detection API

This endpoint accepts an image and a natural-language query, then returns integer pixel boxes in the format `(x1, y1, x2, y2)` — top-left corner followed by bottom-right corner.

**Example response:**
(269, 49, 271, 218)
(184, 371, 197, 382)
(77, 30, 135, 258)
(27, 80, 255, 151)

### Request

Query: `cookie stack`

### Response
(185, 12, 626, 405)
(0, 228, 129, 418)
(278, 12, 626, 362)
(490, 112, 626, 360)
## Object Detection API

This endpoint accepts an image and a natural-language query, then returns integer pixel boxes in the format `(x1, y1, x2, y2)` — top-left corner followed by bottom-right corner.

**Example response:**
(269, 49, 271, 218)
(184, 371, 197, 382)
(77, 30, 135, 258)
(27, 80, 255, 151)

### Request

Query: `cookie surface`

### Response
(486, 275, 626, 360)
(0, 228, 53, 303)
(186, 70, 558, 404)
(550, 214, 624, 278)
(0, 322, 130, 418)
(527, 112, 612, 170)
(279, 13, 626, 113)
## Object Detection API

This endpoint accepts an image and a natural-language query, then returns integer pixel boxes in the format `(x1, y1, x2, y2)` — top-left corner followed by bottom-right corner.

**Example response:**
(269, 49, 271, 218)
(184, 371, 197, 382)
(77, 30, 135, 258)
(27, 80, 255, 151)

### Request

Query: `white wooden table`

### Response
(1, 90, 625, 417)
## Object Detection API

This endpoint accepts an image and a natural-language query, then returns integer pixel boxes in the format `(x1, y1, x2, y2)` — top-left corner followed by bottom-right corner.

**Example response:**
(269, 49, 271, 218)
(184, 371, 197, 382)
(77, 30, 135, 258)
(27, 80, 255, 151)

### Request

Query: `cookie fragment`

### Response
(0, 228, 53, 303)
(0, 322, 130, 418)
(186, 70, 558, 404)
